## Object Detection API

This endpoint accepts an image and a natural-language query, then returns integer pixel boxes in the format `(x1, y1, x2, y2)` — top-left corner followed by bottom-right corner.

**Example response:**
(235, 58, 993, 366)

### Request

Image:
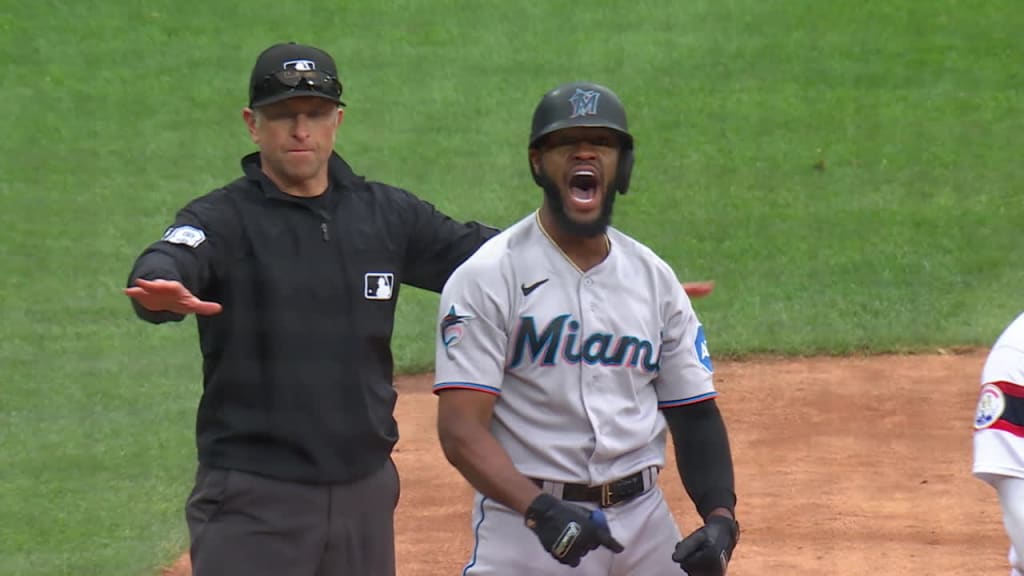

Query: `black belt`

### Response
(532, 470, 649, 508)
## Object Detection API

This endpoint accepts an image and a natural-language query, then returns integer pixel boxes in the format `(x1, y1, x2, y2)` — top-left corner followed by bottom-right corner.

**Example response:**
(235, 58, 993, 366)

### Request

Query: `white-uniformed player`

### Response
(973, 312, 1024, 576)
(433, 82, 739, 575)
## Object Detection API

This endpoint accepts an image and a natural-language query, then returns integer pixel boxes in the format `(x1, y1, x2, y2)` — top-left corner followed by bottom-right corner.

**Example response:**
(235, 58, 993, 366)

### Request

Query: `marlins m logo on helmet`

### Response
(569, 88, 600, 118)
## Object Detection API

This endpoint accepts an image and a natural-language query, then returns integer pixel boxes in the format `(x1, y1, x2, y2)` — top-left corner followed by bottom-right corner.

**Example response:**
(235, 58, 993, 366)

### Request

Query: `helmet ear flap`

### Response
(530, 160, 543, 186)
(616, 147, 634, 195)
(528, 150, 544, 187)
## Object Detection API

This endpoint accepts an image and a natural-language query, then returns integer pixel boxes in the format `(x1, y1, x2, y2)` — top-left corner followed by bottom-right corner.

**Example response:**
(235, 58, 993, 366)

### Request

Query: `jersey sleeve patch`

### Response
(694, 324, 713, 373)
(975, 383, 1006, 430)
(975, 381, 1024, 437)
(161, 225, 207, 248)
(440, 305, 474, 355)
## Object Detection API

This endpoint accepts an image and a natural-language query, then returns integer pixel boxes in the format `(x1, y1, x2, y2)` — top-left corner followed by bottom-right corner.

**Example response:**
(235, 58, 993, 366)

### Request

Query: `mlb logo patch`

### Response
(364, 273, 394, 300)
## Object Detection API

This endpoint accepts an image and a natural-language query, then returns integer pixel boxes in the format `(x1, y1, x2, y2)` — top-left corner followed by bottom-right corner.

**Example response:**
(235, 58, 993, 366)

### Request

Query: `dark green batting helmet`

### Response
(528, 82, 635, 194)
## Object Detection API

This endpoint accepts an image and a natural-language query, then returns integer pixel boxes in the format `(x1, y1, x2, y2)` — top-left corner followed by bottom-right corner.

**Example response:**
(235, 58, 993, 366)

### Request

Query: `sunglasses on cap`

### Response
(251, 69, 344, 106)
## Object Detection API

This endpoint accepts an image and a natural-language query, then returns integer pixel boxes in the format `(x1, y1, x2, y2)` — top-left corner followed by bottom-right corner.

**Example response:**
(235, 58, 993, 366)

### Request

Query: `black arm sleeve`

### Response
(399, 190, 500, 293)
(126, 195, 226, 324)
(663, 398, 737, 520)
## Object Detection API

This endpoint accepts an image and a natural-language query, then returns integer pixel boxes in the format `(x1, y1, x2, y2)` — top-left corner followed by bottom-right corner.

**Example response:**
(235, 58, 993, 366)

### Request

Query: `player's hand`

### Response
(124, 278, 223, 316)
(682, 281, 715, 299)
(672, 515, 739, 575)
(524, 493, 624, 566)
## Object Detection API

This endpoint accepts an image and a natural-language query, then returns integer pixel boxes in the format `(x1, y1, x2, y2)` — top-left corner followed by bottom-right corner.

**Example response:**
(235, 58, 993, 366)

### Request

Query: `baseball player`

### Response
(433, 82, 739, 575)
(973, 312, 1024, 576)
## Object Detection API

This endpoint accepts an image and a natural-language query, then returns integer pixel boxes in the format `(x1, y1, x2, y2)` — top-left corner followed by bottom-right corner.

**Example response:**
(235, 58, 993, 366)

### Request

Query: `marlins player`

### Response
(433, 82, 739, 575)
(974, 312, 1024, 576)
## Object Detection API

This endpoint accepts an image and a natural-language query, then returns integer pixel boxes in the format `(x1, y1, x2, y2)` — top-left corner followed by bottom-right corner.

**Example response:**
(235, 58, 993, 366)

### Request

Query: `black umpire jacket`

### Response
(128, 152, 498, 484)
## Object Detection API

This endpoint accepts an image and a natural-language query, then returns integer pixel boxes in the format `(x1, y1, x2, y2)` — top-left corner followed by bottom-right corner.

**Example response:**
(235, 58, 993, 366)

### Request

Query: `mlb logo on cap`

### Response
(284, 59, 317, 71)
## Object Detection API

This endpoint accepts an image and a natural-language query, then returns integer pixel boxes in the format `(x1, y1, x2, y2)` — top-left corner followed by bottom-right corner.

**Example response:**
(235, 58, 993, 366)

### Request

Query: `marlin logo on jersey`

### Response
(569, 88, 600, 118)
(509, 314, 660, 372)
(441, 305, 473, 351)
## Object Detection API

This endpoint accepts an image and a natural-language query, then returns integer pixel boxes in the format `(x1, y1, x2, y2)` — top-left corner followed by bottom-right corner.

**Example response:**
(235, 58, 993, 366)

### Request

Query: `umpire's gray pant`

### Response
(186, 459, 400, 576)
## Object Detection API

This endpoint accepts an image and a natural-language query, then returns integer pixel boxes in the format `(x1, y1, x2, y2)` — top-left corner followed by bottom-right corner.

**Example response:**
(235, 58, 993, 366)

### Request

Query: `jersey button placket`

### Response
(579, 274, 603, 483)
(583, 277, 598, 311)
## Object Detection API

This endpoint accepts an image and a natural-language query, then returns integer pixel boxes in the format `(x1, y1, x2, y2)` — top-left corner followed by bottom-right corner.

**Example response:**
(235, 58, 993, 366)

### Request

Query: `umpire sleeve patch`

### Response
(161, 225, 206, 248)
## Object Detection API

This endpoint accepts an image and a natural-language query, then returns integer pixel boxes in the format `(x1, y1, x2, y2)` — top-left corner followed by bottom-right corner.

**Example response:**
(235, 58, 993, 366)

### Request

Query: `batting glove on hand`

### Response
(672, 515, 739, 575)
(524, 493, 625, 567)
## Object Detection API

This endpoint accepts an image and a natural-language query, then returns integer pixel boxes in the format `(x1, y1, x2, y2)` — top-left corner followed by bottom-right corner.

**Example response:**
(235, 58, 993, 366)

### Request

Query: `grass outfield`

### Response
(1, 0, 1021, 574)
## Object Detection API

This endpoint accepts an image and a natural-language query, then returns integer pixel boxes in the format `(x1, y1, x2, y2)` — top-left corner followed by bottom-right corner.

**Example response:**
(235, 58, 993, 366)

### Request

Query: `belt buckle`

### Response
(600, 483, 615, 507)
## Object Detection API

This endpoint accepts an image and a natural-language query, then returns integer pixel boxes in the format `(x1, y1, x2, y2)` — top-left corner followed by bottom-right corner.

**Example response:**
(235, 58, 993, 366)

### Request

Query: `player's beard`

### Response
(540, 175, 616, 238)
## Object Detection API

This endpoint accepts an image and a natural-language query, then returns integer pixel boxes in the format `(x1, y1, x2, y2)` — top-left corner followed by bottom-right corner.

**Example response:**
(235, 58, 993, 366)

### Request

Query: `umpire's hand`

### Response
(672, 515, 739, 575)
(524, 493, 625, 567)
(124, 278, 223, 316)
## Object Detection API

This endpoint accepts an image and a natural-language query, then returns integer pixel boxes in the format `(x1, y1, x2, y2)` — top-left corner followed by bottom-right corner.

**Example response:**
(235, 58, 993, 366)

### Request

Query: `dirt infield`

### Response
(161, 350, 1012, 575)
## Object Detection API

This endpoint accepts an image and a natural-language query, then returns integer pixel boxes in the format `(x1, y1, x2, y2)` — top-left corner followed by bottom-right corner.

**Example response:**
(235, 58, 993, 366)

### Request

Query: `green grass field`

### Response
(1, 1, 1022, 573)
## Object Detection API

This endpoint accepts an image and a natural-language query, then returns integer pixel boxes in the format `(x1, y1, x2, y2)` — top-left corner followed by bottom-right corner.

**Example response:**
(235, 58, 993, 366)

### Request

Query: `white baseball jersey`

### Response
(974, 312, 1024, 481)
(434, 211, 716, 485)
(973, 312, 1024, 576)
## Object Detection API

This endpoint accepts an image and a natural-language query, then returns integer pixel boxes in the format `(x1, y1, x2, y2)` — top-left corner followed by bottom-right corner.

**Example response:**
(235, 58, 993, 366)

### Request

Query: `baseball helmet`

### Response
(528, 82, 635, 194)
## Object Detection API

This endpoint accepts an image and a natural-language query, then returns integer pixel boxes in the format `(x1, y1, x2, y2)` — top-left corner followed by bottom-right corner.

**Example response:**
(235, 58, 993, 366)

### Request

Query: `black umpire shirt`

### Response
(128, 152, 498, 484)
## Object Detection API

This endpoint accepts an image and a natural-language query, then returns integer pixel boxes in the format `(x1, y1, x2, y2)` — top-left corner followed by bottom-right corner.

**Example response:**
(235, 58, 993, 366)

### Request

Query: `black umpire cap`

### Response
(248, 42, 346, 108)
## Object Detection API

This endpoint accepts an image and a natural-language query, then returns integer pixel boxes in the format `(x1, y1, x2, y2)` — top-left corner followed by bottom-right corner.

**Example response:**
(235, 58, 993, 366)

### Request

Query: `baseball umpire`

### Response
(433, 81, 740, 575)
(123, 42, 500, 576)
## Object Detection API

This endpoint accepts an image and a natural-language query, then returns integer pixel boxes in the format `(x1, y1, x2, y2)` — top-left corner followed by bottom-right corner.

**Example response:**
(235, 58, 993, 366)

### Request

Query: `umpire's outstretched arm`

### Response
(125, 196, 229, 323)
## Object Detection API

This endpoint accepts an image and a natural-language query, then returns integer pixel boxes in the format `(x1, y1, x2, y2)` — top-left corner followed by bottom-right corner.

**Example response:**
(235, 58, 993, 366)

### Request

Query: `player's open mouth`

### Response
(568, 169, 599, 204)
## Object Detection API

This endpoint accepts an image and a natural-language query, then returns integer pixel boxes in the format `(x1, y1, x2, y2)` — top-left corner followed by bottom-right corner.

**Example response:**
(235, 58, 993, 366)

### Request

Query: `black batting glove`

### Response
(672, 515, 740, 575)
(524, 493, 625, 567)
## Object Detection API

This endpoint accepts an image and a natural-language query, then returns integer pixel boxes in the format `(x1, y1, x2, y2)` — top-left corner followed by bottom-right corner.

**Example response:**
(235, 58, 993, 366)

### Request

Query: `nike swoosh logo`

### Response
(521, 278, 550, 296)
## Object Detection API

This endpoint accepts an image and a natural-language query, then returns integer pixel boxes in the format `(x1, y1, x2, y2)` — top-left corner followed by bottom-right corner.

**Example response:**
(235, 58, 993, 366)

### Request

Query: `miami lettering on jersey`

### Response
(509, 314, 661, 372)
